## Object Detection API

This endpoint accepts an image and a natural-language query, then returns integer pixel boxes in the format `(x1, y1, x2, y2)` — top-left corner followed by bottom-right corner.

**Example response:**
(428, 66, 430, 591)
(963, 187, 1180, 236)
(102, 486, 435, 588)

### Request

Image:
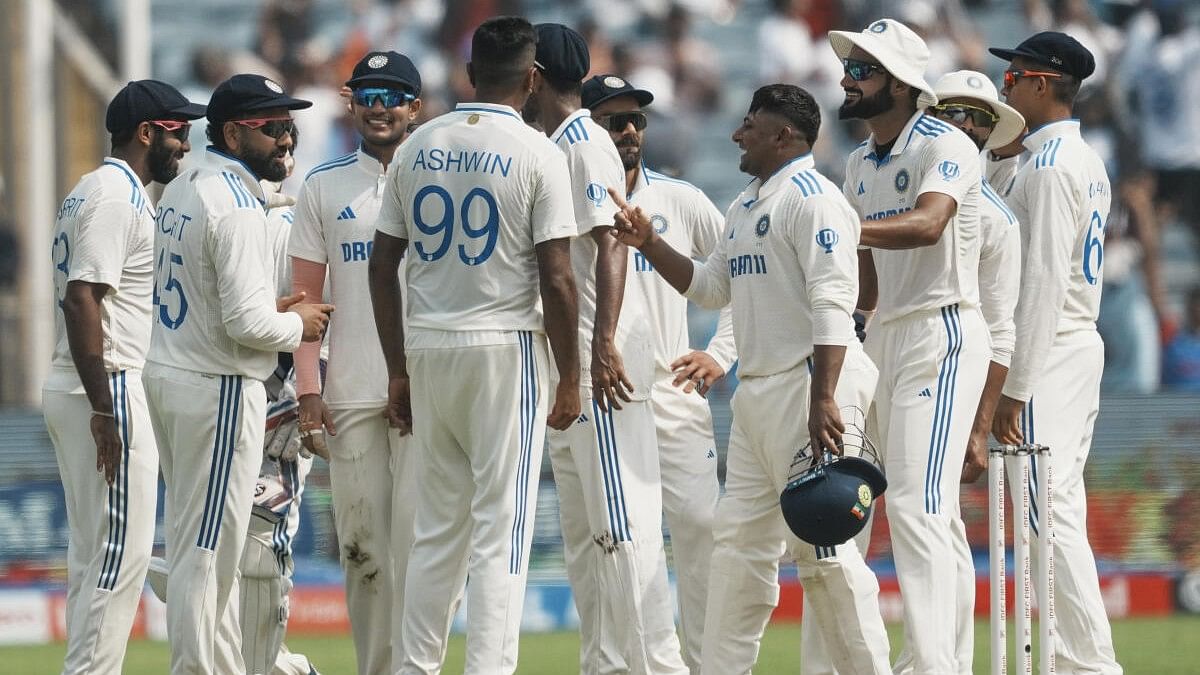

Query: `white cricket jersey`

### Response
(625, 161, 725, 373)
(1002, 120, 1111, 402)
(978, 180, 1021, 367)
(985, 153, 1023, 198)
(375, 102, 576, 347)
(551, 110, 655, 398)
(685, 154, 859, 378)
(843, 111, 983, 323)
(290, 148, 402, 409)
(147, 147, 304, 381)
(49, 157, 155, 378)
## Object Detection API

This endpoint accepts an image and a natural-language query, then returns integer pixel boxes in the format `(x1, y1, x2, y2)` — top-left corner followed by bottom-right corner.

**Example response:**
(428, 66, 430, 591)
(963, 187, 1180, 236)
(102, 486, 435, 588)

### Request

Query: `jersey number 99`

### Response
(412, 185, 499, 266)
(153, 248, 189, 329)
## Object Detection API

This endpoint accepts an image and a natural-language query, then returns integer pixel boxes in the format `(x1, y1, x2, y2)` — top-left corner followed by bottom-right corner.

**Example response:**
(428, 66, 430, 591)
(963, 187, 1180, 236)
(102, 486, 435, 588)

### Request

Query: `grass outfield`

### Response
(4, 617, 1198, 673)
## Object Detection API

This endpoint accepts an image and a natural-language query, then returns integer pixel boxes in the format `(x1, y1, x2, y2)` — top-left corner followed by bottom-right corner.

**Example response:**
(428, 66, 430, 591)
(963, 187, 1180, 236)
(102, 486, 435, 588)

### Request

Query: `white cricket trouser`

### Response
(700, 350, 891, 675)
(327, 407, 417, 675)
(864, 304, 989, 675)
(43, 368, 158, 675)
(797, 518, 874, 675)
(399, 333, 547, 675)
(550, 390, 688, 675)
(1022, 331, 1121, 675)
(145, 362, 265, 675)
(651, 375, 719, 673)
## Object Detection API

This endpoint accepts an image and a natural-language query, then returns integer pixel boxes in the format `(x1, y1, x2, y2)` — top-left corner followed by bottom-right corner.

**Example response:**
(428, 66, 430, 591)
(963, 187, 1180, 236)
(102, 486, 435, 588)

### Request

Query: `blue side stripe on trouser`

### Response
(509, 332, 537, 574)
(593, 400, 632, 542)
(98, 372, 130, 590)
(198, 376, 242, 550)
(925, 305, 963, 514)
(1025, 399, 1040, 535)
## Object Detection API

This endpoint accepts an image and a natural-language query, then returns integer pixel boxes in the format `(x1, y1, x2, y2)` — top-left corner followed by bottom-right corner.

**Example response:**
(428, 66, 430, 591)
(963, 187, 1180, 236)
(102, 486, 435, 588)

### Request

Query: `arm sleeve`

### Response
(531, 151, 580, 244)
(67, 200, 139, 289)
(704, 305, 737, 372)
(1003, 167, 1078, 401)
(795, 195, 859, 346)
(291, 257, 327, 396)
(209, 209, 303, 352)
(915, 135, 982, 206)
(565, 143, 625, 235)
(977, 210, 1021, 367)
(287, 179, 328, 263)
(683, 220, 733, 310)
(688, 190, 726, 258)
(375, 159, 409, 240)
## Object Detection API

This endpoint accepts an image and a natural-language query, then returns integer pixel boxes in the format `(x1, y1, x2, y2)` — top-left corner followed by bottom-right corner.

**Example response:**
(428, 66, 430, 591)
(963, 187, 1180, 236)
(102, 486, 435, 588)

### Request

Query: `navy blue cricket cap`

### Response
(582, 74, 654, 110)
(345, 51, 422, 95)
(206, 74, 312, 125)
(105, 80, 206, 133)
(989, 31, 1096, 80)
(535, 23, 590, 84)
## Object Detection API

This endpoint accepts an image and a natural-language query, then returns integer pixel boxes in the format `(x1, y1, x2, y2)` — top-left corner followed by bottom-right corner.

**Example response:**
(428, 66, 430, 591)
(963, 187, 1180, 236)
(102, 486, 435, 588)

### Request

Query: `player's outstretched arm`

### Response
(859, 191, 958, 249)
(809, 344, 847, 455)
(535, 237, 581, 431)
(62, 280, 121, 485)
(608, 187, 695, 294)
(368, 230, 412, 434)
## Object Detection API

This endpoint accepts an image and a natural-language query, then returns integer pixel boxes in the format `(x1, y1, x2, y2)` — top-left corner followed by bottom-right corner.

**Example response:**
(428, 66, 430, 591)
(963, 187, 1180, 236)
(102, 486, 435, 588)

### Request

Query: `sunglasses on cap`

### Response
(148, 119, 191, 141)
(1003, 68, 1063, 89)
(233, 116, 296, 140)
(595, 111, 648, 133)
(842, 58, 886, 82)
(930, 103, 999, 128)
(352, 87, 416, 109)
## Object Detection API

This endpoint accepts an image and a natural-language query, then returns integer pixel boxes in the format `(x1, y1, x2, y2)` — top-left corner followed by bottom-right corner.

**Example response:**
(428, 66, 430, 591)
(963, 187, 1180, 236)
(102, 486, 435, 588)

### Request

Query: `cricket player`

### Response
(289, 50, 425, 675)
(610, 83, 892, 675)
(368, 16, 580, 674)
(43, 80, 204, 675)
(582, 73, 736, 673)
(830, 19, 990, 673)
(523, 24, 687, 673)
(145, 73, 333, 674)
(989, 33, 1122, 674)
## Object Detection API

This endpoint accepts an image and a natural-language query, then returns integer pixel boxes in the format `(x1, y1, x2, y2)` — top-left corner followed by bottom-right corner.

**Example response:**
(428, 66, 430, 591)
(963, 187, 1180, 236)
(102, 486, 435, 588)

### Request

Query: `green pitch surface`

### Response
(3, 617, 1198, 673)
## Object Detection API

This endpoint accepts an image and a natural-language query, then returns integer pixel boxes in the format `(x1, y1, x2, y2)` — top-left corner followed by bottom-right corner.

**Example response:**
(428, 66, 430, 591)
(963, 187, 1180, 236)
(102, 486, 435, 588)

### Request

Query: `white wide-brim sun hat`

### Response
(933, 70, 1026, 149)
(828, 18, 938, 109)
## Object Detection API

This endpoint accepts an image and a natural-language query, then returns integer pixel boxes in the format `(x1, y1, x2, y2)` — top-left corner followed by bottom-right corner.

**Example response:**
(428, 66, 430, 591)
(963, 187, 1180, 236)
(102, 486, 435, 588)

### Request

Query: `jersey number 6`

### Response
(412, 185, 499, 266)
(1082, 209, 1104, 286)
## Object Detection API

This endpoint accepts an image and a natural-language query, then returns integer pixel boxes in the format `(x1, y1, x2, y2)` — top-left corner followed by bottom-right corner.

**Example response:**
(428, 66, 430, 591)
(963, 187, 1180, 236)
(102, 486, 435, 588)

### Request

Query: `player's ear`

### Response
(135, 121, 154, 148)
(408, 97, 423, 119)
(223, 121, 240, 153)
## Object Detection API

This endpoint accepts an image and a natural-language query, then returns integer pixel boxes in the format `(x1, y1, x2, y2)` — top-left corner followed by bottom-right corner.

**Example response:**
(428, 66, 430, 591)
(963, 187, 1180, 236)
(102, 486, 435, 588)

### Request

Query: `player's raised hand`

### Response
(808, 395, 845, 457)
(547, 380, 581, 431)
(289, 302, 336, 341)
(669, 351, 726, 398)
(385, 375, 413, 435)
(591, 337, 634, 412)
(991, 395, 1025, 446)
(606, 187, 655, 248)
(91, 413, 122, 485)
(297, 393, 335, 459)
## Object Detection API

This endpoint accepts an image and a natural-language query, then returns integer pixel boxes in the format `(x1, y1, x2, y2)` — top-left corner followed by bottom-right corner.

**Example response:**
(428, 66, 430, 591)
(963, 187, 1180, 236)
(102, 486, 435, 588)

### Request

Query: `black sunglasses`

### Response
(595, 111, 648, 133)
(233, 116, 296, 140)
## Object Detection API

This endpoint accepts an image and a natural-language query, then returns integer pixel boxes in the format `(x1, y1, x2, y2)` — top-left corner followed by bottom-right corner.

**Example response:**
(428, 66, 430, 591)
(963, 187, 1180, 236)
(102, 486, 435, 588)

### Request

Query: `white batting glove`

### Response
(264, 413, 309, 461)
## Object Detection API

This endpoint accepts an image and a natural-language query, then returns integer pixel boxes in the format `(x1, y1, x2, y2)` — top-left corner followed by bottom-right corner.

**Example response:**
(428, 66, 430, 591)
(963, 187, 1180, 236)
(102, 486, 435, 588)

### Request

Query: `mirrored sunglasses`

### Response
(930, 103, 999, 128)
(148, 119, 191, 141)
(352, 87, 415, 109)
(596, 111, 648, 133)
(233, 116, 296, 140)
(842, 58, 886, 82)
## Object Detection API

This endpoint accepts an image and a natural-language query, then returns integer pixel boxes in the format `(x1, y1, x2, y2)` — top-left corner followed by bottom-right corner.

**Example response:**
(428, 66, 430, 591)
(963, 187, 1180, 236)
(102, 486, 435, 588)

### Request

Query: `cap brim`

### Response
(828, 30, 939, 109)
(345, 74, 420, 93)
(167, 101, 208, 120)
(246, 95, 313, 112)
(989, 47, 1032, 63)
(585, 89, 654, 111)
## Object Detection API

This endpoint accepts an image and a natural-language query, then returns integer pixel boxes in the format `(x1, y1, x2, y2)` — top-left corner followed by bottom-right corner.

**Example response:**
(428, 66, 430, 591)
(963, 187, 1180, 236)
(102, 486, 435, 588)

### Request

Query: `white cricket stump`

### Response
(988, 444, 1056, 675)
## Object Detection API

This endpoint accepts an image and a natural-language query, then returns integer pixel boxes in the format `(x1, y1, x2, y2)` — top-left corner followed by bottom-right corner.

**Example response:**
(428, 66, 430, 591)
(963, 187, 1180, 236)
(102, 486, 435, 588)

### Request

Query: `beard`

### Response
(615, 138, 640, 171)
(838, 85, 894, 120)
(147, 136, 182, 183)
(242, 143, 289, 182)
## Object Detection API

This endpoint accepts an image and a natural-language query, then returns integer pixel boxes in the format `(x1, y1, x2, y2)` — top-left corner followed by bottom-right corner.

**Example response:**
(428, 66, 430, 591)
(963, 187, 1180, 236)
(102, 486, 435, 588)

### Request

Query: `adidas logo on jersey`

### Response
(918, 388, 932, 398)
(336, 206, 356, 220)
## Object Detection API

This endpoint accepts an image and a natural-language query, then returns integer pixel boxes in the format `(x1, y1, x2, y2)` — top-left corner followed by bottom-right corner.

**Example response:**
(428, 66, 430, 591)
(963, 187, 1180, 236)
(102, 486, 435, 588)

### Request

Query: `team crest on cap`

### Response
(858, 483, 873, 507)
(869, 20, 888, 33)
(264, 78, 284, 94)
(368, 54, 389, 69)
(966, 75, 984, 89)
(894, 169, 910, 193)
(604, 76, 626, 89)
(585, 182, 607, 207)
(939, 160, 961, 181)
(755, 214, 770, 237)
(651, 214, 669, 234)
(816, 228, 839, 253)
